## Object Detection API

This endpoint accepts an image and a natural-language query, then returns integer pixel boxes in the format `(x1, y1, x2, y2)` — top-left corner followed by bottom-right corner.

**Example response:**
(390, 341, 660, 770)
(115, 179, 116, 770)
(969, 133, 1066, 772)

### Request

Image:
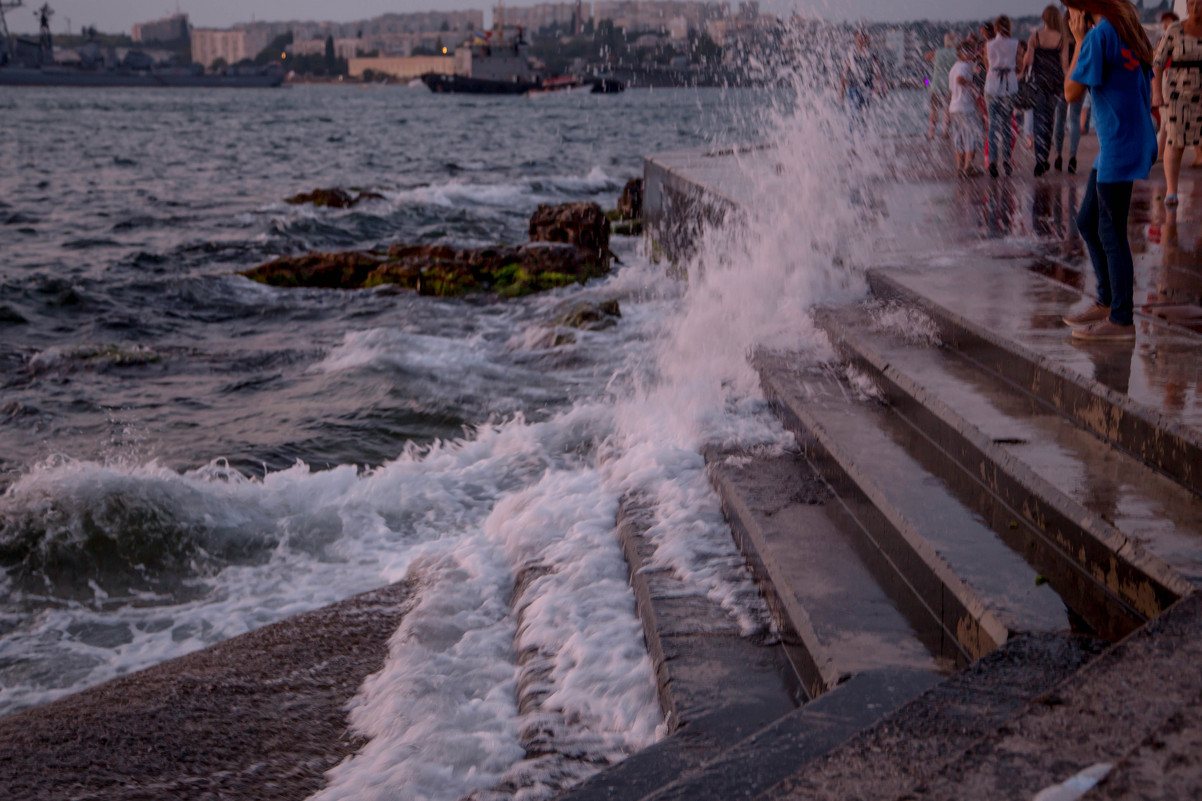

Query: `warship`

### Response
(0, 2, 284, 88)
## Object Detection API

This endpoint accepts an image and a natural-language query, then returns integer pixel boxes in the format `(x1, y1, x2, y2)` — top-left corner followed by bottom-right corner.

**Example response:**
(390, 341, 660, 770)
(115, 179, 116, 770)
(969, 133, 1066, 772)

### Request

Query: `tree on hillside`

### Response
(254, 31, 293, 65)
(324, 35, 336, 71)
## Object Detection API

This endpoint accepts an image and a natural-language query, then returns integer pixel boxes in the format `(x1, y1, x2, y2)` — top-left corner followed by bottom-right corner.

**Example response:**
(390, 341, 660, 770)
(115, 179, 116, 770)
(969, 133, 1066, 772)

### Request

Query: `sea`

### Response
(0, 82, 930, 800)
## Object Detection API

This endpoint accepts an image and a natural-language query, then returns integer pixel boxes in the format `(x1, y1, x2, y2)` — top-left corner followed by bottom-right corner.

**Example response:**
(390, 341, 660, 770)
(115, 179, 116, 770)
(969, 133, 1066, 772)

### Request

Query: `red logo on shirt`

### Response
(1121, 48, 1140, 71)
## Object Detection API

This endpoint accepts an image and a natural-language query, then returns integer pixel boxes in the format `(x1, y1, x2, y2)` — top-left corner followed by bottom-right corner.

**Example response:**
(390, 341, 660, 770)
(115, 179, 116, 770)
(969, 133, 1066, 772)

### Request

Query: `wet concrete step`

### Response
(705, 449, 946, 700)
(638, 669, 939, 801)
(817, 305, 1198, 628)
(753, 632, 1106, 801)
(868, 264, 1202, 497)
(755, 351, 1070, 663)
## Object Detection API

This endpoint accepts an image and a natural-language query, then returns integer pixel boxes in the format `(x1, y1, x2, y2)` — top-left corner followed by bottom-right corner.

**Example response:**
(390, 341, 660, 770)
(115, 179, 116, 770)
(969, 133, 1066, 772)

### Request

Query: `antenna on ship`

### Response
(35, 2, 52, 56)
(0, 0, 24, 65)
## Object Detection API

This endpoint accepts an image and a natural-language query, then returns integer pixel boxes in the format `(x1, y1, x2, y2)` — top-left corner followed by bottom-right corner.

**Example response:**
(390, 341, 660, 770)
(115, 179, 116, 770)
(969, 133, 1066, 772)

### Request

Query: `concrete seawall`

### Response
(634, 134, 1202, 798)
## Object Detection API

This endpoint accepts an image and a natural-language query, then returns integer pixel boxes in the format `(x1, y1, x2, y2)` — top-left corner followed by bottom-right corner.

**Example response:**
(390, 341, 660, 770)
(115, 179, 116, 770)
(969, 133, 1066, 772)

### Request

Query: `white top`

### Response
(985, 36, 1019, 96)
(949, 60, 976, 113)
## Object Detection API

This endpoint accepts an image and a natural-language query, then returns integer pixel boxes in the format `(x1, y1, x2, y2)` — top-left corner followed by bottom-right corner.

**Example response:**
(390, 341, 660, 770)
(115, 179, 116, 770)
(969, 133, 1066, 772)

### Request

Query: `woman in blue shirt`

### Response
(1061, 0, 1157, 341)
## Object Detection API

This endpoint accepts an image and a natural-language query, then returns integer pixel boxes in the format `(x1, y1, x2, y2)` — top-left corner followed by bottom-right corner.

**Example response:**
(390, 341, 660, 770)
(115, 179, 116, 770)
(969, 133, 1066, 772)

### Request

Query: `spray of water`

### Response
(311, 22, 900, 801)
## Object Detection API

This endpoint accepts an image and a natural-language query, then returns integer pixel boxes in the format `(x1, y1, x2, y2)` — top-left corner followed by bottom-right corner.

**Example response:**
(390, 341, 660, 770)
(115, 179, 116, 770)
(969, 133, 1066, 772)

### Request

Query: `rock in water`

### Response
(528, 202, 611, 265)
(242, 252, 385, 288)
(243, 203, 614, 298)
(552, 299, 622, 330)
(616, 178, 643, 221)
(285, 188, 385, 208)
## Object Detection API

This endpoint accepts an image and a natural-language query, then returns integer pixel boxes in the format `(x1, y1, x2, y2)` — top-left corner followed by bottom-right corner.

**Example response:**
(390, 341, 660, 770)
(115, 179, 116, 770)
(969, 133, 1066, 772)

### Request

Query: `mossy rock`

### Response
(552, 299, 622, 330)
(364, 262, 421, 290)
(241, 251, 385, 289)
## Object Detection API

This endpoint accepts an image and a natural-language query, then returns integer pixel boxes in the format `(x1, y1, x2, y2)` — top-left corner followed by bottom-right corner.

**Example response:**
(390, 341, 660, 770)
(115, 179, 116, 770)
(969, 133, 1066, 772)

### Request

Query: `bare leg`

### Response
(1166, 146, 1184, 198)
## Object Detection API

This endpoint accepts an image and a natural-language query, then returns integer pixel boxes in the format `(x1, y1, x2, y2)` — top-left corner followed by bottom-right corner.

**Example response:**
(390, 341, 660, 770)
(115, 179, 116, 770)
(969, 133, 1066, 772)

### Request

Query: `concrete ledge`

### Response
(704, 448, 839, 699)
(754, 351, 1012, 664)
(0, 581, 415, 801)
(817, 307, 1193, 626)
(616, 495, 796, 731)
(644, 150, 742, 264)
(868, 269, 1202, 498)
(762, 633, 1105, 800)
(643, 669, 940, 801)
(892, 592, 1202, 800)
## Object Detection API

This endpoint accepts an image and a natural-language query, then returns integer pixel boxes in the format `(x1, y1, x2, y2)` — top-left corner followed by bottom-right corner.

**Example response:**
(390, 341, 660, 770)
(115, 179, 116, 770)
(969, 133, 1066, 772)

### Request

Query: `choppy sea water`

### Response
(0, 79, 907, 799)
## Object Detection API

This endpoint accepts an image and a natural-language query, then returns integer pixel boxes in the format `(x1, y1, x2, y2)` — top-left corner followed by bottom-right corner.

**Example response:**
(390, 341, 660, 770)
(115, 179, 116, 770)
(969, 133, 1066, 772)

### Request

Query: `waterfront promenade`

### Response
(625, 132, 1202, 799)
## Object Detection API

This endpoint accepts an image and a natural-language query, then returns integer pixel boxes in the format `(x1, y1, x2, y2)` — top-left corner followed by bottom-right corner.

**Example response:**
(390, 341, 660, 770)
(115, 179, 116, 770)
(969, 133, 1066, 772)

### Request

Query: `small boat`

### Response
(590, 78, 625, 94)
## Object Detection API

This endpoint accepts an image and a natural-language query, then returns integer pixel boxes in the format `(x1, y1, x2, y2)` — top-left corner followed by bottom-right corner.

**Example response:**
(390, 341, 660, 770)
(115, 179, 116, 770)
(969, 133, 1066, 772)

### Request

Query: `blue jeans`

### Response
(1076, 170, 1134, 325)
(987, 96, 1014, 166)
(1067, 100, 1083, 158)
(847, 86, 869, 134)
(1034, 90, 1066, 165)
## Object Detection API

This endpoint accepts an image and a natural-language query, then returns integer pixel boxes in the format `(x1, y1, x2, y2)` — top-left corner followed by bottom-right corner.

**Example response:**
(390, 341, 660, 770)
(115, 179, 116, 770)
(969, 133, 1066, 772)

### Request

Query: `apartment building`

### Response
(131, 13, 189, 43)
(190, 28, 249, 68)
(591, 1, 729, 33)
(497, 2, 588, 32)
(292, 10, 483, 42)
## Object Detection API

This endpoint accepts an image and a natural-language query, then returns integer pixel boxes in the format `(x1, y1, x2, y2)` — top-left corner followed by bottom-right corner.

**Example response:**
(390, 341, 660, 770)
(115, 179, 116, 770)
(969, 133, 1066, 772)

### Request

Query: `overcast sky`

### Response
(6, 1, 1057, 35)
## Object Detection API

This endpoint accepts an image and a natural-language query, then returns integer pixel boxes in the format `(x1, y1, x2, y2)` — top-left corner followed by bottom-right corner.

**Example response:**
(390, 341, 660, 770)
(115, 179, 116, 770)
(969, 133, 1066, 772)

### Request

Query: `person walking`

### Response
(842, 30, 882, 133)
(1024, 5, 1069, 175)
(950, 40, 984, 176)
(926, 32, 958, 138)
(1153, 0, 1202, 208)
(985, 16, 1021, 177)
(1061, 0, 1158, 342)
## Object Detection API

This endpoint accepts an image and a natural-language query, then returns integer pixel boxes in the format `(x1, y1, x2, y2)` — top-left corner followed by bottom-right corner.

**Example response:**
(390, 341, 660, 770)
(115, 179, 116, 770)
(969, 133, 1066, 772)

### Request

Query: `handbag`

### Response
(1013, 68, 1037, 111)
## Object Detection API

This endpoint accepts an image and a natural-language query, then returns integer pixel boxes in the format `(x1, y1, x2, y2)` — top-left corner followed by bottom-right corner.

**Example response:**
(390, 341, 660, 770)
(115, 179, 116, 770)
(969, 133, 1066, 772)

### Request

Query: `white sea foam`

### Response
(312, 34, 892, 801)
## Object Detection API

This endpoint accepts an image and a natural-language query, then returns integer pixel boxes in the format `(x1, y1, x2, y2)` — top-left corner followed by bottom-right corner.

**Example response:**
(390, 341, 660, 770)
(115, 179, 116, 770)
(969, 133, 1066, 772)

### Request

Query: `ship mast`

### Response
(497, 0, 503, 44)
(0, 0, 24, 64)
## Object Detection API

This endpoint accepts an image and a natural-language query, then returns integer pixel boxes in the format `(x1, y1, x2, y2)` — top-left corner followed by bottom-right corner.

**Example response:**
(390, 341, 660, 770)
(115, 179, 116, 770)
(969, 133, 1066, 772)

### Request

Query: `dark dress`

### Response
(1032, 38, 1067, 167)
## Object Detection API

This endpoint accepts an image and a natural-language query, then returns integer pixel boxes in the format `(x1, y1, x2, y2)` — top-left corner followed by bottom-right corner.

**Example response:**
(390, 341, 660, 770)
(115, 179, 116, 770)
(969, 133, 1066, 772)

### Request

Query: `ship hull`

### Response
(421, 73, 533, 95)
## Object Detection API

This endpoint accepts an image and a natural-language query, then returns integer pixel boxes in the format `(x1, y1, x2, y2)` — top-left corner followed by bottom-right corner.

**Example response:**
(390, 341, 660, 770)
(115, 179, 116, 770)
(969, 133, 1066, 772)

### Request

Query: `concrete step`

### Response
(816, 305, 1198, 632)
(868, 264, 1202, 497)
(752, 632, 1107, 801)
(638, 669, 939, 801)
(759, 593, 1202, 801)
(755, 351, 1071, 664)
(705, 449, 947, 700)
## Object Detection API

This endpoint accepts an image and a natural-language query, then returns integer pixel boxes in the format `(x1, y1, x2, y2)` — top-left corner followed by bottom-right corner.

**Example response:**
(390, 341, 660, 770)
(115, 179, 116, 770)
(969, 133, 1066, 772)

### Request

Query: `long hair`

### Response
(1042, 5, 1063, 33)
(1063, 0, 1154, 66)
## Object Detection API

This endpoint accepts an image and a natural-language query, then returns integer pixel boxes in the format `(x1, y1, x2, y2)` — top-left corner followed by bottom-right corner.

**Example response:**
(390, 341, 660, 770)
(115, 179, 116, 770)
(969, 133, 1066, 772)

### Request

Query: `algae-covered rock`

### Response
(286, 188, 385, 208)
(244, 202, 614, 298)
(553, 299, 622, 330)
(529, 201, 611, 264)
(241, 251, 384, 289)
(617, 178, 643, 221)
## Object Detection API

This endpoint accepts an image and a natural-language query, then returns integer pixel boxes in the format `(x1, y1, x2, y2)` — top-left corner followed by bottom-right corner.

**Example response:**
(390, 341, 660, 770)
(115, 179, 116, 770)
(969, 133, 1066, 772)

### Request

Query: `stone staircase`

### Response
(557, 258, 1202, 800)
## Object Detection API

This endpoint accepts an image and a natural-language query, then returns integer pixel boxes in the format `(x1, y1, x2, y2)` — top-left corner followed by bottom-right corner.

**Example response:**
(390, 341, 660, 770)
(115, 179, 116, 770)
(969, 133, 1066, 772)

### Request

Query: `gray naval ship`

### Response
(0, 2, 284, 88)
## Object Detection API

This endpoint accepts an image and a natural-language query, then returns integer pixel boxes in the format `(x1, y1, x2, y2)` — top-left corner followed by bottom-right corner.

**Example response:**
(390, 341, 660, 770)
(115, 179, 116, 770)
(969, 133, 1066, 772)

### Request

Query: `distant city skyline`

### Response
(3, 1, 1068, 35)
